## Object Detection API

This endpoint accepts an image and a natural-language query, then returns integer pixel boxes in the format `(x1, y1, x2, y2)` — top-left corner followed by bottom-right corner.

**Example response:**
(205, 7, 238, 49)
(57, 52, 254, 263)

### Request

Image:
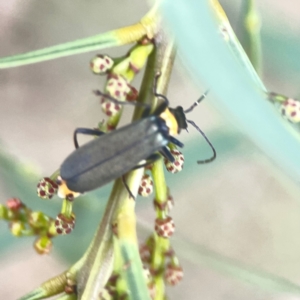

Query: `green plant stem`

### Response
(61, 199, 72, 218)
(107, 43, 154, 130)
(0, 3, 160, 69)
(209, 0, 266, 92)
(20, 260, 81, 300)
(56, 294, 77, 300)
(151, 159, 170, 300)
(239, 0, 262, 75)
(144, 30, 176, 300)
(75, 185, 116, 298)
(76, 25, 176, 299)
(115, 168, 150, 300)
(138, 220, 300, 294)
(152, 160, 168, 220)
(132, 30, 176, 120)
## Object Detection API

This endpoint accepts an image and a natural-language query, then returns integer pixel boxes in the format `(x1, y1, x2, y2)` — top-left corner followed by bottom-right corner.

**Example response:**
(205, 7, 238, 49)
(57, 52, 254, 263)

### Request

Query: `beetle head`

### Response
(169, 106, 188, 132)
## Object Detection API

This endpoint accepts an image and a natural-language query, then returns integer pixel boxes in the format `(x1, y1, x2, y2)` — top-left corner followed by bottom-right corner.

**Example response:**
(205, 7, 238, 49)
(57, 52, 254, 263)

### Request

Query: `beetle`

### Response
(60, 73, 216, 194)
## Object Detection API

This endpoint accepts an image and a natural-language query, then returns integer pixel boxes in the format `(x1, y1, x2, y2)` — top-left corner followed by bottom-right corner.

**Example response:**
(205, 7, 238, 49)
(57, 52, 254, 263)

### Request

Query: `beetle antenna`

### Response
(153, 72, 170, 106)
(184, 90, 209, 114)
(186, 119, 216, 163)
(94, 90, 149, 110)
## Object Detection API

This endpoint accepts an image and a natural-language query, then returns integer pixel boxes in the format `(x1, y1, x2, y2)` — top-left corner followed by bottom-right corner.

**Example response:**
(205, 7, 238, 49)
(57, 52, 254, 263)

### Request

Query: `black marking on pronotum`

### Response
(60, 72, 216, 194)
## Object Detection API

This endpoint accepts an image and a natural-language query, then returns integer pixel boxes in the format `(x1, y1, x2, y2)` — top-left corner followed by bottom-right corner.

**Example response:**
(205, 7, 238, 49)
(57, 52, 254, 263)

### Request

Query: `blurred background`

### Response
(1, 0, 300, 299)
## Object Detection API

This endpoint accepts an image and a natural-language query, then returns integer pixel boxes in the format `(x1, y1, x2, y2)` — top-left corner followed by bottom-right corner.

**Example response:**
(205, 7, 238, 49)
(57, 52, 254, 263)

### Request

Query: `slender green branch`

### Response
(151, 159, 170, 299)
(56, 294, 77, 300)
(0, 32, 117, 69)
(77, 24, 176, 299)
(209, 0, 266, 92)
(132, 30, 176, 120)
(19, 288, 49, 300)
(76, 184, 116, 298)
(20, 260, 83, 299)
(239, 0, 262, 75)
(116, 170, 150, 300)
(0, 4, 160, 69)
(138, 221, 300, 294)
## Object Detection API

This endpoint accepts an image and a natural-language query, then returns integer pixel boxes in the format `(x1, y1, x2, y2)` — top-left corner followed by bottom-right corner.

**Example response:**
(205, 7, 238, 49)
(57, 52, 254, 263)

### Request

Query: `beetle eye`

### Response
(56, 178, 63, 186)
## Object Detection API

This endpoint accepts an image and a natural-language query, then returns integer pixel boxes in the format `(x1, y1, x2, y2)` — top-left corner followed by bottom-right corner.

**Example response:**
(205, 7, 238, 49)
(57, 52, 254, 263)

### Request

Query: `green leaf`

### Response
(0, 32, 119, 69)
(120, 241, 151, 300)
(0, 3, 160, 69)
(161, 0, 300, 185)
(238, 0, 262, 74)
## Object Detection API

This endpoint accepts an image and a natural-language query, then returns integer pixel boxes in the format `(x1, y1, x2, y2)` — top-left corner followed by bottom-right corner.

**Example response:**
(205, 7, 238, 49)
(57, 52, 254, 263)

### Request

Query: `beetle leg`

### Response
(151, 72, 170, 116)
(73, 128, 105, 149)
(94, 89, 150, 111)
(122, 154, 161, 199)
(168, 136, 184, 148)
(159, 147, 175, 162)
(122, 175, 135, 200)
(130, 154, 161, 170)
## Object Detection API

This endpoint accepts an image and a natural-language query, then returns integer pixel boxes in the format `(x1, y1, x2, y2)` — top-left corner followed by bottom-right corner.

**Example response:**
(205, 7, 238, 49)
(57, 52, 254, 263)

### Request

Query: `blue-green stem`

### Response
(239, 0, 262, 75)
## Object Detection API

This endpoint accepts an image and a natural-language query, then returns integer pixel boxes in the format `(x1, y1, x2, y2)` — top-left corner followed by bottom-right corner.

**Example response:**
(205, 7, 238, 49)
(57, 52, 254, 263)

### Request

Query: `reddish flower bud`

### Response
(139, 243, 151, 264)
(105, 74, 130, 101)
(138, 174, 153, 197)
(153, 194, 174, 213)
(37, 177, 58, 199)
(164, 263, 183, 286)
(90, 54, 113, 74)
(126, 85, 138, 101)
(55, 213, 75, 235)
(155, 216, 175, 238)
(100, 96, 122, 117)
(65, 278, 77, 294)
(164, 149, 184, 173)
(6, 197, 23, 211)
(280, 98, 300, 123)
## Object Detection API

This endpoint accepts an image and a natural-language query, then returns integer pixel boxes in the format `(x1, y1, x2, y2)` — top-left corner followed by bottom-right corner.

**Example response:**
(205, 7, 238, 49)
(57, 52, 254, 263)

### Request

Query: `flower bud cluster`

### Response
(0, 198, 56, 254)
(36, 175, 79, 236)
(139, 234, 184, 299)
(91, 42, 153, 130)
(268, 92, 300, 123)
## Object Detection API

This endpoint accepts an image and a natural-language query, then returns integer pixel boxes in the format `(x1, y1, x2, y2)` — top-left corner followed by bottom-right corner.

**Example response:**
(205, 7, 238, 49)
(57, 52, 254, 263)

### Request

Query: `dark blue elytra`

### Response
(60, 74, 216, 194)
(60, 114, 184, 193)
